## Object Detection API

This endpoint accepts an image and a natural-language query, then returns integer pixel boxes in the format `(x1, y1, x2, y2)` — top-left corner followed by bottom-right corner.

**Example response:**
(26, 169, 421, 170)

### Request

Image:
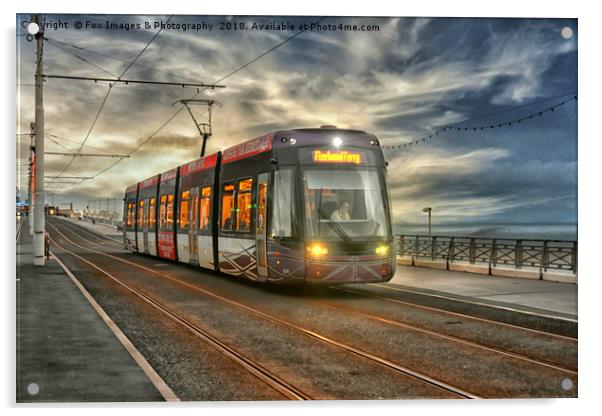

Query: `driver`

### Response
(330, 201, 351, 221)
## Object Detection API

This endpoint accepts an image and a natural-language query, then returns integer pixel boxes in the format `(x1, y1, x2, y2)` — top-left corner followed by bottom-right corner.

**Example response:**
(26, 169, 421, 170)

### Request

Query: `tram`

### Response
(123, 126, 395, 283)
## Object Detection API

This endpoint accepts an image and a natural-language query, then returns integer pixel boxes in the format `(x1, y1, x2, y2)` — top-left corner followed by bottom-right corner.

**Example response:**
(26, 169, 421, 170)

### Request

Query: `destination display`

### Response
(312, 150, 364, 164)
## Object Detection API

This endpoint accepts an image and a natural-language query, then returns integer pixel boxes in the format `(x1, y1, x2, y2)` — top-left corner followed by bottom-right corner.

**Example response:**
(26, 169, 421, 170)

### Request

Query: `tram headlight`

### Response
(333, 137, 342, 147)
(307, 243, 328, 257)
(375, 245, 389, 256)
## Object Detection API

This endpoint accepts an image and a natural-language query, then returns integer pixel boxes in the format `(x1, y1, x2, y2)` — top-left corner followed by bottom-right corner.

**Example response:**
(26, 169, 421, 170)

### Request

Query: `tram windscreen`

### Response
(302, 169, 390, 240)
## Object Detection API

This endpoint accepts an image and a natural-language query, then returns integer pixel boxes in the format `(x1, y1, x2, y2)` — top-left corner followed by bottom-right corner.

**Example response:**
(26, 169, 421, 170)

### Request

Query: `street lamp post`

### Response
(422, 207, 432, 235)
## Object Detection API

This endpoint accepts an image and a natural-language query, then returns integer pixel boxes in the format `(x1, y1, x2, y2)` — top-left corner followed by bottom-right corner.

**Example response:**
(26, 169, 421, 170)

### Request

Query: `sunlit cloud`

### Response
(16, 15, 577, 226)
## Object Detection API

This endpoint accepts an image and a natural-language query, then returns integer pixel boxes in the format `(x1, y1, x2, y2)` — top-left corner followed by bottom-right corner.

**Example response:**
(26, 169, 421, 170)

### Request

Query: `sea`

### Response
(393, 223, 577, 242)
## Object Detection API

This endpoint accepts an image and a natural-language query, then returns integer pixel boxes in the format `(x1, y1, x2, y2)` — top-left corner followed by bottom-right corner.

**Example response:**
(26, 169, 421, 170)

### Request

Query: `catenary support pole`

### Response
(28, 122, 35, 236)
(33, 14, 46, 266)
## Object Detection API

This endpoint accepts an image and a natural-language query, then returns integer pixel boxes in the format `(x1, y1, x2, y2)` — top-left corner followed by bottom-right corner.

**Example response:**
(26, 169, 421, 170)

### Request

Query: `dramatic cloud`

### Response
(16, 15, 577, 229)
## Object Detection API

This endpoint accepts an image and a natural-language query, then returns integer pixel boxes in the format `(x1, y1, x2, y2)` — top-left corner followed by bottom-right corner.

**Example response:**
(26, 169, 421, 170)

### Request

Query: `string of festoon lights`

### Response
(380, 94, 577, 150)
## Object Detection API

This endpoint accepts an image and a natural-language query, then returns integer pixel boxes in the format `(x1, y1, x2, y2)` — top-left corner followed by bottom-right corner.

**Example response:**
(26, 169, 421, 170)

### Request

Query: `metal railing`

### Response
(397, 235, 577, 275)
(82, 210, 123, 228)
(84, 198, 123, 228)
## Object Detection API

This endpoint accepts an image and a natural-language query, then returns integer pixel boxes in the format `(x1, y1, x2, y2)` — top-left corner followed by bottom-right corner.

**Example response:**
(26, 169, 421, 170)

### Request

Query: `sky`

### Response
(16, 15, 578, 228)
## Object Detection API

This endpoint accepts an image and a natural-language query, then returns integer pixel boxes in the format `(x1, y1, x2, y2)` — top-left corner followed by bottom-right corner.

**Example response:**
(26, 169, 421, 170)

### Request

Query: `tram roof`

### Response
(125, 127, 380, 192)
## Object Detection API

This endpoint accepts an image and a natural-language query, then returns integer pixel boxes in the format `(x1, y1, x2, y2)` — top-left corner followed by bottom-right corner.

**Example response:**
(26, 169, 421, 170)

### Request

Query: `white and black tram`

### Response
(123, 126, 395, 283)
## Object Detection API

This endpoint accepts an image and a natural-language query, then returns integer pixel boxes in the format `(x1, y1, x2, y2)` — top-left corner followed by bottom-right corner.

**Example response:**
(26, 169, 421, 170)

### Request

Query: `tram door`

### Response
(256, 173, 268, 280)
(142, 198, 150, 252)
(136, 199, 144, 253)
(188, 187, 200, 263)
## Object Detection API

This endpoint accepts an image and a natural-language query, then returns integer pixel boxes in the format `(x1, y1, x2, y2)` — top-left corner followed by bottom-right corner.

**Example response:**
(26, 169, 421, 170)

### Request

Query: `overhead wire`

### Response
(54, 15, 173, 178)
(45, 38, 118, 77)
(88, 16, 328, 181)
(43, 36, 200, 85)
(47, 132, 112, 154)
(46, 136, 73, 153)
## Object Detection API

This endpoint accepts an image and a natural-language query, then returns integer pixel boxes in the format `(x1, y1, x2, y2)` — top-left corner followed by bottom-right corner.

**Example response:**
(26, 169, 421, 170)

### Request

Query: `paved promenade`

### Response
(389, 264, 577, 319)
(16, 224, 165, 402)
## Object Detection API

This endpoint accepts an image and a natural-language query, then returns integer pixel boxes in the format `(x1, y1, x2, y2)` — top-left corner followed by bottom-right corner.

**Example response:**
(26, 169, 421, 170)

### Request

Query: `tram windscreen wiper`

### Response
(317, 188, 353, 243)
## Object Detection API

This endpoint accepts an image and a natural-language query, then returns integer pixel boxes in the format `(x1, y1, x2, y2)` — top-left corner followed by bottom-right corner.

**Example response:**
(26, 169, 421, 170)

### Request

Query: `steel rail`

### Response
(48, 233, 312, 401)
(56, 218, 578, 341)
(47, 219, 481, 399)
(56, 219, 122, 248)
(373, 283, 578, 324)
(58, 219, 577, 375)
(334, 286, 578, 342)
(50, 251, 180, 402)
(306, 298, 577, 375)
(52, 219, 120, 247)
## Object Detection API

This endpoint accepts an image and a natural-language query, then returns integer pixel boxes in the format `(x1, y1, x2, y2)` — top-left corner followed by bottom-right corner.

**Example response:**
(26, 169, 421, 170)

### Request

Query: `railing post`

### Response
(541, 240, 549, 274)
(489, 239, 496, 274)
(448, 237, 455, 267)
(399, 235, 404, 257)
(515, 239, 523, 269)
(572, 241, 578, 274)
(414, 235, 419, 266)
(469, 238, 476, 264)
(431, 236, 437, 260)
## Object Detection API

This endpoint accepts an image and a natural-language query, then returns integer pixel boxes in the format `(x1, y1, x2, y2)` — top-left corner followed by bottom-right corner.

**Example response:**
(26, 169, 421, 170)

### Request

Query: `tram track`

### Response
(48, 231, 313, 400)
(50, 218, 580, 397)
(332, 285, 577, 341)
(55, 218, 576, 342)
(48, 218, 481, 399)
(53, 217, 578, 360)
(63, 219, 123, 248)
(305, 298, 576, 374)
(372, 283, 577, 323)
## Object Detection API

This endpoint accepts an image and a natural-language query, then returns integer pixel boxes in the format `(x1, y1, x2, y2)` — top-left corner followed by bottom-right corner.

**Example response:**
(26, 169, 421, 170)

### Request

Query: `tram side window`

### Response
(236, 178, 253, 232)
(270, 169, 295, 238)
(137, 200, 145, 228)
(166, 194, 174, 227)
(180, 190, 190, 230)
(159, 194, 167, 228)
(126, 202, 135, 228)
(149, 197, 156, 229)
(221, 183, 235, 231)
(199, 186, 211, 231)
(131, 203, 136, 228)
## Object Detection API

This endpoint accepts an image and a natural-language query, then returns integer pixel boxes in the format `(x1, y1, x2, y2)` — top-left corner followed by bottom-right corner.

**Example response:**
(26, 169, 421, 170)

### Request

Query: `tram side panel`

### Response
(175, 154, 219, 270)
(136, 175, 160, 254)
(148, 181, 159, 257)
(123, 184, 138, 252)
(217, 140, 273, 282)
(216, 174, 259, 280)
(157, 167, 179, 260)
